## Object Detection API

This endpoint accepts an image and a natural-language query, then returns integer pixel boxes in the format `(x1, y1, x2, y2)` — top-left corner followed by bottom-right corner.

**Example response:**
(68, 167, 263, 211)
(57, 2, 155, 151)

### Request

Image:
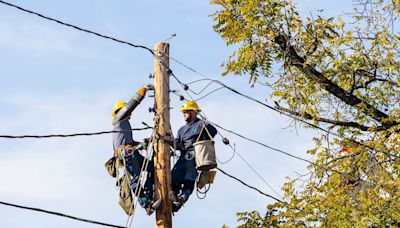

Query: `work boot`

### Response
(151, 199, 162, 210)
(169, 191, 185, 207)
(145, 199, 162, 216)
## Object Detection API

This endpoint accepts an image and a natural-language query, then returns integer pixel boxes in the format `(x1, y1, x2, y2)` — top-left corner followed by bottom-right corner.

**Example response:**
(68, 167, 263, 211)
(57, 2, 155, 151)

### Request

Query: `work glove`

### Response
(172, 138, 184, 151)
(137, 142, 147, 149)
(114, 149, 126, 159)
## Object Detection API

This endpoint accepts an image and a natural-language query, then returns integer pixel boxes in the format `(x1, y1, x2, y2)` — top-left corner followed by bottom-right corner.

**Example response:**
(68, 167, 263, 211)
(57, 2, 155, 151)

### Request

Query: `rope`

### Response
(128, 136, 154, 228)
(0, 127, 152, 139)
(0, 200, 125, 228)
(125, 128, 156, 228)
(0, 0, 154, 56)
(196, 183, 210, 200)
(125, 109, 165, 228)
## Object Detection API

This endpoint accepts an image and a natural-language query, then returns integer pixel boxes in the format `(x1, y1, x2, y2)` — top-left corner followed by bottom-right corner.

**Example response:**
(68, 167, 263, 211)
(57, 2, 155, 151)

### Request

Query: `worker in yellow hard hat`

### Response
(169, 100, 217, 212)
(110, 84, 160, 215)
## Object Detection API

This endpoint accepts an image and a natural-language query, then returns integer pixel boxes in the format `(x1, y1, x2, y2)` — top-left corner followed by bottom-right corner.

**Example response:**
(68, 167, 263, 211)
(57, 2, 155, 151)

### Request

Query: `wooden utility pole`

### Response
(153, 42, 173, 228)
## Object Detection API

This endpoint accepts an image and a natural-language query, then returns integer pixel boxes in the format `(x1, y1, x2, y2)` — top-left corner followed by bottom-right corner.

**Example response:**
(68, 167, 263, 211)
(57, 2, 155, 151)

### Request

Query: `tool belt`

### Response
(183, 150, 195, 160)
(114, 144, 136, 158)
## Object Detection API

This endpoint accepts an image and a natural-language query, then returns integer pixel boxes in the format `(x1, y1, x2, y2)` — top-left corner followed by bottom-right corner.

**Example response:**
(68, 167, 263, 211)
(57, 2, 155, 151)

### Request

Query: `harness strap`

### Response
(195, 121, 214, 143)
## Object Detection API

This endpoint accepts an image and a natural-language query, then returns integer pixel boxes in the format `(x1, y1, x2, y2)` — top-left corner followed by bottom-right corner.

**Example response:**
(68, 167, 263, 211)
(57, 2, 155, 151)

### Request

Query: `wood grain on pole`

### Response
(154, 42, 173, 228)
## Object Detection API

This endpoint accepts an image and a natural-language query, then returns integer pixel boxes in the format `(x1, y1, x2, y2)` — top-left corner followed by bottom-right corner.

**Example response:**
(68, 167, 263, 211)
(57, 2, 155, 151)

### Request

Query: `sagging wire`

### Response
(169, 69, 400, 162)
(216, 138, 236, 165)
(158, 61, 283, 201)
(188, 80, 215, 95)
(162, 50, 399, 162)
(216, 168, 284, 203)
(0, 200, 125, 228)
(0, 0, 155, 56)
(186, 79, 211, 85)
(165, 63, 396, 198)
(0, 127, 152, 139)
(195, 86, 225, 102)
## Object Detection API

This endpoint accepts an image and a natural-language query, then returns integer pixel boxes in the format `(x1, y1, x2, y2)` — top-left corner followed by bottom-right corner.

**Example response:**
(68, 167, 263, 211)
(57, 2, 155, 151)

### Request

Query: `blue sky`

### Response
(0, 0, 351, 227)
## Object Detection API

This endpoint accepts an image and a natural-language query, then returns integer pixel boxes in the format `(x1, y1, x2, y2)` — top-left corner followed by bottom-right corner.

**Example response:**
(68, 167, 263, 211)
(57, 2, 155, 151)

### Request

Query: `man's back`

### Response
(112, 120, 134, 151)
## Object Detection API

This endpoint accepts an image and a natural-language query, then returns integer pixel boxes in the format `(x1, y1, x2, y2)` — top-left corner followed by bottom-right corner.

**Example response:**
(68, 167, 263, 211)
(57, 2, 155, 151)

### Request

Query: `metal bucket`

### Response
(193, 140, 217, 171)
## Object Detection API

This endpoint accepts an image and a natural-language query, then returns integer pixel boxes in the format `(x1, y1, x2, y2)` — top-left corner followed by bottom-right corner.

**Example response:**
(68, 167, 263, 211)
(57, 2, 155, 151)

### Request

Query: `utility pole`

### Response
(153, 42, 173, 228)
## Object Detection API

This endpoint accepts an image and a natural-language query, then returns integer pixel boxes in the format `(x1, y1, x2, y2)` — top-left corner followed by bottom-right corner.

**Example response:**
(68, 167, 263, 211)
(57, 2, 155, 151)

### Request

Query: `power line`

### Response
(234, 150, 283, 199)
(164, 63, 396, 196)
(0, 127, 151, 139)
(208, 119, 321, 168)
(0, 200, 125, 228)
(210, 80, 400, 159)
(0, 0, 388, 159)
(167, 70, 365, 181)
(161, 50, 394, 160)
(188, 80, 215, 95)
(168, 70, 317, 166)
(162, 65, 284, 200)
(0, 0, 154, 55)
(168, 68, 398, 160)
(195, 86, 225, 101)
(205, 118, 396, 192)
(217, 168, 284, 203)
(2, 0, 393, 204)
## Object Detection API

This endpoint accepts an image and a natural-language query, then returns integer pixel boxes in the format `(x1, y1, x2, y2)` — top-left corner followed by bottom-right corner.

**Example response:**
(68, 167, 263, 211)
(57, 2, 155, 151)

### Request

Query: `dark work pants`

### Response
(171, 154, 198, 212)
(125, 150, 154, 208)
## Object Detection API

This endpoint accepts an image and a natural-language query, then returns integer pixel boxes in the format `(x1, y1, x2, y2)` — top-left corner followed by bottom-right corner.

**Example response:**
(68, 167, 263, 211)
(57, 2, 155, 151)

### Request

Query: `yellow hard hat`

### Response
(112, 101, 126, 117)
(181, 100, 201, 112)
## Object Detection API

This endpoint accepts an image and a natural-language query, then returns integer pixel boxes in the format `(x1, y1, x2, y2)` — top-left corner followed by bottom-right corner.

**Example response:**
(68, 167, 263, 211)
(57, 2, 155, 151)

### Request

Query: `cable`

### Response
(0, 0, 154, 56)
(166, 70, 368, 187)
(163, 66, 284, 200)
(168, 70, 398, 160)
(195, 86, 225, 102)
(208, 119, 318, 166)
(217, 168, 284, 203)
(188, 80, 215, 95)
(216, 139, 236, 164)
(1, 0, 387, 158)
(186, 79, 211, 85)
(159, 50, 395, 160)
(2, 0, 391, 203)
(211, 80, 400, 159)
(0, 200, 125, 228)
(0, 127, 152, 139)
(234, 150, 283, 199)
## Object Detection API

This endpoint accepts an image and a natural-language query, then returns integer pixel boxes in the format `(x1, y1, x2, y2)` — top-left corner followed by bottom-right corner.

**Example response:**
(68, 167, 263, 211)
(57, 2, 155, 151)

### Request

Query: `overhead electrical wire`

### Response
(0, 201, 125, 228)
(0, 127, 151, 139)
(168, 72, 398, 160)
(158, 62, 284, 200)
(1, 0, 395, 209)
(0, 0, 390, 159)
(217, 168, 284, 203)
(170, 70, 398, 193)
(0, 0, 154, 55)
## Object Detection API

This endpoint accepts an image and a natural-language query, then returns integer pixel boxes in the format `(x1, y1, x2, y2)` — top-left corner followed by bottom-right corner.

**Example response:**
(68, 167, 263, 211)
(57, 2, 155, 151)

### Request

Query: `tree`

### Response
(211, 0, 400, 226)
